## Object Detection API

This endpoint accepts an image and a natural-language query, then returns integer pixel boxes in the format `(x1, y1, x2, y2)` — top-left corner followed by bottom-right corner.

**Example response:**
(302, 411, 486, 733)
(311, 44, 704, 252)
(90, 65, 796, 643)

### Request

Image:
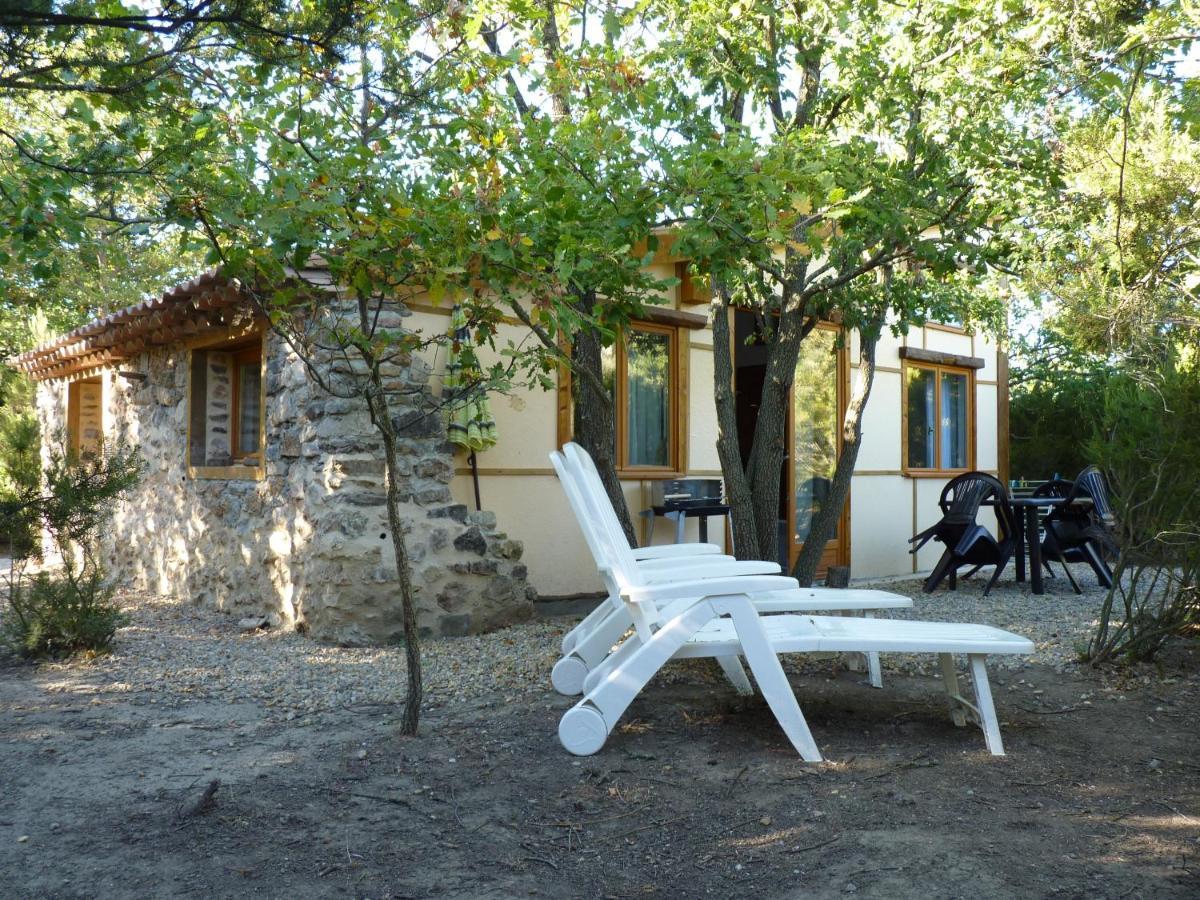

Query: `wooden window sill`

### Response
(618, 469, 688, 481)
(189, 465, 265, 481)
(903, 469, 973, 479)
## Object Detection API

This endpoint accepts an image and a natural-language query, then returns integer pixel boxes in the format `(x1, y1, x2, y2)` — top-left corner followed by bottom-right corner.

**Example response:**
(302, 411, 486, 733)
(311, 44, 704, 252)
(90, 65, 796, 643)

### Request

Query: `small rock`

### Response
(760, 816, 772, 826)
(238, 616, 269, 633)
(17, 835, 28, 843)
(844, 883, 858, 893)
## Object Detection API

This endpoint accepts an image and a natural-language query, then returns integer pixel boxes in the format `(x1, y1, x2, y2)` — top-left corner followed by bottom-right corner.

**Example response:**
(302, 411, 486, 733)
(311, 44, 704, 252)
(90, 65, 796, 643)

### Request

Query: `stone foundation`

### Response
(36, 319, 534, 644)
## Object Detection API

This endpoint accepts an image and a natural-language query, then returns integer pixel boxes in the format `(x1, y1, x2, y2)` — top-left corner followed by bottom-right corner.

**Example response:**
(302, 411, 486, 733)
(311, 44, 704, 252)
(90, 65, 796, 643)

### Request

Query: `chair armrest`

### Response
(631, 543, 724, 561)
(642, 561, 781, 584)
(622, 574, 798, 605)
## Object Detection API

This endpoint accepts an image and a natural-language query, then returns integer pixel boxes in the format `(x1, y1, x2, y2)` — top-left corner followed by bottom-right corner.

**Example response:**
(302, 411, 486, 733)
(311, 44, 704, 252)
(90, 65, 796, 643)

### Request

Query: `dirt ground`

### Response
(2, 613, 1199, 899)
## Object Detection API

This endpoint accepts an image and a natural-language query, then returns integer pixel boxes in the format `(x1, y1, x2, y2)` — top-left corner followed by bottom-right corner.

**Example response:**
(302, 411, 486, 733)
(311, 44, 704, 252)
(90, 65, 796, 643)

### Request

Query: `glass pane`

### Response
(906, 366, 936, 468)
(625, 329, 671, 467)
(237, 360, 261, 457)
(600, 343, 617, 457)
(793, 329, 839, 544)
(940, 371, 969, 469)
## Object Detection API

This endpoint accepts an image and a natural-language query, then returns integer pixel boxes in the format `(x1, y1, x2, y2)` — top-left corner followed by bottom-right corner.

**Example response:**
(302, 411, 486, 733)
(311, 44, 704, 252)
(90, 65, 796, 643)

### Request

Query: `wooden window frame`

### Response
(229, 344, 264, 463)
(901, 360, 976, 477)
(556, 321, 689, 480)
(186, 329, 267, 482)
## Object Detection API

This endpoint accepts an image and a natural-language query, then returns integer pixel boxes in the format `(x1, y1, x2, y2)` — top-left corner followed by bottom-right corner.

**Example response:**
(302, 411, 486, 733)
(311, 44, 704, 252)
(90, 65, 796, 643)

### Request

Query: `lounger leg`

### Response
(580, 627, 643, 696)
(938, 654, 968, 727)
(555, 607, 636, 696)
(968, 654, 1005, 756)
(561, 599, 614, 654)
(560, 603, 717, 756)
(715, 655, 754, 696)
(719, 602, 822, 762)
(863, 612, 882, 689)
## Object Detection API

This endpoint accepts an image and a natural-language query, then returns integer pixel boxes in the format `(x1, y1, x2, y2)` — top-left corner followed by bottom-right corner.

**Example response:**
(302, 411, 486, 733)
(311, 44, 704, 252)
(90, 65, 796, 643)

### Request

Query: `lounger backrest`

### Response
(548, 450, 610, 568)
(559, 446, 669, 636)
(549, 450, 628, 610)
(561, 444, 649, 589)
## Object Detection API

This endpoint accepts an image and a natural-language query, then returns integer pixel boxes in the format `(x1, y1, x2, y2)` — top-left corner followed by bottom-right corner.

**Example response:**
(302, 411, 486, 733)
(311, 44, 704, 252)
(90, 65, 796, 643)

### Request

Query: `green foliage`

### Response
(0, 377, 40, 556)
(1085, 366, 1200, 664)
(2, 441, 142, 660)
(2, 567, 127, 660)
(1009, 373, 1109, 481)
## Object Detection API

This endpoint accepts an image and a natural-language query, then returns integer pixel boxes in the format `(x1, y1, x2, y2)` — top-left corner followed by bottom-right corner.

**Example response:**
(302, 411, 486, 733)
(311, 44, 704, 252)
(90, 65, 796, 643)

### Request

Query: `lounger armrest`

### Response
(637, 554, 735, 572)
(621, 574, 798, 605)
(642, 561, 781, 583)
(631, 544, 724, 561)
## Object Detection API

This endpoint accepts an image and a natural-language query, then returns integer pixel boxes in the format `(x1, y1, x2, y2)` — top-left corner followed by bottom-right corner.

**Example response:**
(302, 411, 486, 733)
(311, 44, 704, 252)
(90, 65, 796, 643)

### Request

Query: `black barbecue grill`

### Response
(639, 478, 730, 545)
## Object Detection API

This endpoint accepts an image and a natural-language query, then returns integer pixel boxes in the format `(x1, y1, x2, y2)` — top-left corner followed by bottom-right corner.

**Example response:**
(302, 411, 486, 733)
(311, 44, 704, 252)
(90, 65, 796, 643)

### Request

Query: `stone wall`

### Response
(35, 313, 534, 645)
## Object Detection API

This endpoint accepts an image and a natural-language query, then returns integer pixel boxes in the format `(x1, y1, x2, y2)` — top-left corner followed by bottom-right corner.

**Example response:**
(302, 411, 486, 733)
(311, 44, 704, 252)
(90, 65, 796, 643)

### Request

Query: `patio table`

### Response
(988, 496, 1090, 595)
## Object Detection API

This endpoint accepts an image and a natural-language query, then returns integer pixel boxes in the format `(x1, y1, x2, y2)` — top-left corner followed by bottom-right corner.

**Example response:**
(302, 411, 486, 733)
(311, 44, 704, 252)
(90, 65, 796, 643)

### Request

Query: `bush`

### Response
(1085, 367, 1200, 664)
(3, 568, 128, 658)
(1009, 372, 1107, 481)
(1, 440, 142, 660)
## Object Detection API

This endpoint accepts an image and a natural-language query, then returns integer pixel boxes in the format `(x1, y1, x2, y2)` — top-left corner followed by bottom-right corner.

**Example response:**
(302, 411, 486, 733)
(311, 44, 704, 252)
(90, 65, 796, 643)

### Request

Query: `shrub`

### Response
(3, 568, 128, 658)
(1085, 367, 1200, 664)
(1, 440, 142, 659)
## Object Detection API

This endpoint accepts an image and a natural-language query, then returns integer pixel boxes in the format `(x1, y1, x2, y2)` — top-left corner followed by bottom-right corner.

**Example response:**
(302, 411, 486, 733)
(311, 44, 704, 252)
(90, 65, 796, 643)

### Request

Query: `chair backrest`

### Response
(1071, 465, 1115, 525)
(1032, 478, 1073, 499)
(939, 471, 1015, 542)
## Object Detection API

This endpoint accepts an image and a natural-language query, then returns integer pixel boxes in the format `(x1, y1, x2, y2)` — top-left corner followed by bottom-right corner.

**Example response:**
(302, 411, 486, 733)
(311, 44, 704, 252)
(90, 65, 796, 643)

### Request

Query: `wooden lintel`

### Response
(642, 306, 708, 330)
(899, 346, 985, 370)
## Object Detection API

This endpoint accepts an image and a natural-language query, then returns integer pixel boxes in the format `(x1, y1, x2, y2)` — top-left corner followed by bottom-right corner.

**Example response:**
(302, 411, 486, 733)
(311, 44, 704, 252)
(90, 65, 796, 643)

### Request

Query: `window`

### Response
(188, 338, 264, 474)
(559, 321, 685, 476)
(903, 362, 973, 473)
(67, 377, 103, 458)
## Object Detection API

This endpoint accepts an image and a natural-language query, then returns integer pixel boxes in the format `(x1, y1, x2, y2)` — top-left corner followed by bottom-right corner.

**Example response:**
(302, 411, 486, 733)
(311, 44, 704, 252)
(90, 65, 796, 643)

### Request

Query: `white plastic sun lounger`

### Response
(552, 451, 1034, 760)
(551, 445, 913, 695)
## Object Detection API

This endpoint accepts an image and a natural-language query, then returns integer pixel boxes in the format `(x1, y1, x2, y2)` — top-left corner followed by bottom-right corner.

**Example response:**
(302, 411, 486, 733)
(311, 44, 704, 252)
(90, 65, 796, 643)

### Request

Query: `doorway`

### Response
(733, 312, 849, 574)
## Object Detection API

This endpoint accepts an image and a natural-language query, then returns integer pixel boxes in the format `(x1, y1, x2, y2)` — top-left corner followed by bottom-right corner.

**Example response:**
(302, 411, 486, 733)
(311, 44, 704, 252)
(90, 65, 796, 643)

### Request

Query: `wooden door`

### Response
(787, 326, 850, 573)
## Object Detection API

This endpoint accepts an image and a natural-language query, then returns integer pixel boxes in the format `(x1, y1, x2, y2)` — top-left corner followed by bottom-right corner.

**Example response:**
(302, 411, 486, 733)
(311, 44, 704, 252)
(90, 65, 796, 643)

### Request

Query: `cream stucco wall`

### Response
(422, 285, 1004, 594)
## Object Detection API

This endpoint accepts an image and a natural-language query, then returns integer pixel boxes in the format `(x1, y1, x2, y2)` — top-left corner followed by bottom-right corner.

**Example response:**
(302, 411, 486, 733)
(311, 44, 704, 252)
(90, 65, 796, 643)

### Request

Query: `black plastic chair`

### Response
(1041, 466, 1117, 589)
(909, 472, 1017, 597)
(1030, 478, 1080, 591)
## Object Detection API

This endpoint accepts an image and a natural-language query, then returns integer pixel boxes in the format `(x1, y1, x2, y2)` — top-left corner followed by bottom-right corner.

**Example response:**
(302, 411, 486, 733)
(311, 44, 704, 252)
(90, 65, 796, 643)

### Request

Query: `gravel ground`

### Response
(4, 565, 1198, 899)
(17, 562, 1114, 721)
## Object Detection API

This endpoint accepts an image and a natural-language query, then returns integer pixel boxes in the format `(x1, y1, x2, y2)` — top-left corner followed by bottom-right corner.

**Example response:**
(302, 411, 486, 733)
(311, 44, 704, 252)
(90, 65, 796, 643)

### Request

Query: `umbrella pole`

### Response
(469, 449, 482, 511)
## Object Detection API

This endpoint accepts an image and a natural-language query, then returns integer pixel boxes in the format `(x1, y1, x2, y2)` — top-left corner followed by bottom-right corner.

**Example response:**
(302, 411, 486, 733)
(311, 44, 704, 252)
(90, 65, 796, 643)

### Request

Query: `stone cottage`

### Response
(12, 270, 534, 644)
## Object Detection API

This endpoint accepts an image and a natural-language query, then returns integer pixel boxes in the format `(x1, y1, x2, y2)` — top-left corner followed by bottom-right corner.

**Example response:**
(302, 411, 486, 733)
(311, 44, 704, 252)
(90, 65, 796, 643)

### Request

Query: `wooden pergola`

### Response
(10, 270, 255, 382)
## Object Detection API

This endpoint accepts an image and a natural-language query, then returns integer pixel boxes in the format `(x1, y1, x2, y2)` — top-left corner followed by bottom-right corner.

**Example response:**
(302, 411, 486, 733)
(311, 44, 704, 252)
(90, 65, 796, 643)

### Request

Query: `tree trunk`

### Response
(374, 404, 423, 735)
(742, 306, 812, 563)
(711, 282, 761, 558)
(791, 321, 882, 585)
(358, 301, 422, 736)
(570, 297, 636, 547)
